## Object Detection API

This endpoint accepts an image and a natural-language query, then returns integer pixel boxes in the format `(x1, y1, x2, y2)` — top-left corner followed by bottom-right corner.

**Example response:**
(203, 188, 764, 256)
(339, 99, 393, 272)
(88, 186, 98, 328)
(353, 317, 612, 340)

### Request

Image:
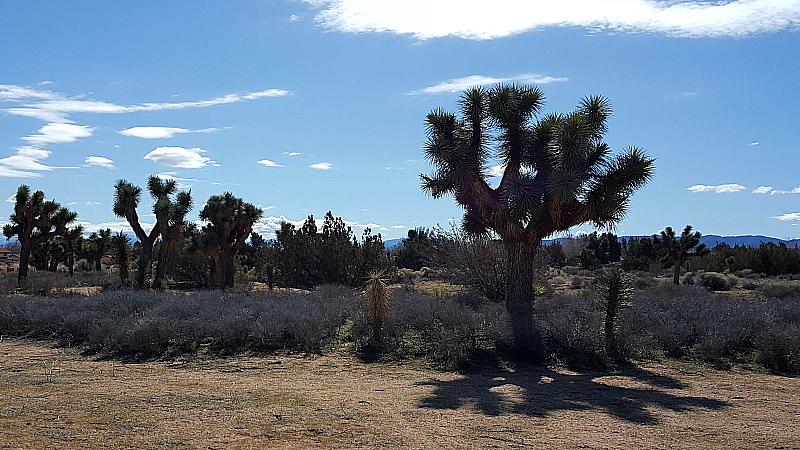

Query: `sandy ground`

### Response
(1, 339, 798, 449)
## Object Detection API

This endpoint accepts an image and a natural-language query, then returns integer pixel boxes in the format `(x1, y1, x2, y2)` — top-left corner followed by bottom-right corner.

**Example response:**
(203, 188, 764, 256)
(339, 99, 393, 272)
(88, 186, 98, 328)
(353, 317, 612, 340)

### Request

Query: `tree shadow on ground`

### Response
(417, 361, 728, 424)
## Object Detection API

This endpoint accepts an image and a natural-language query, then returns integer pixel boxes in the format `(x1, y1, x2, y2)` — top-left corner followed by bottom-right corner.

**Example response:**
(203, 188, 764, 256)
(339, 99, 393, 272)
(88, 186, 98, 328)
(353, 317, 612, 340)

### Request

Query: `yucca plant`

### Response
(595, 267, 634, 357)
(364, 270, 391, 343)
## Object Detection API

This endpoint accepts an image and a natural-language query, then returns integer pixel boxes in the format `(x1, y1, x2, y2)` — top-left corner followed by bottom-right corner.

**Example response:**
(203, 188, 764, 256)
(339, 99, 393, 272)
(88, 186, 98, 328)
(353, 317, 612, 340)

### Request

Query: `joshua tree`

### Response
(653, 225, 710, 285)
(199, 192, 262, 289)
(113, 176, 192, 286)
(87, 228, 111, 271)
(364, 269, 391, 343)
(63, 225, 84, 277)
(3, 185, 77, 283)
(111, 231, 131, 282)
(595, 267, 634, 356)
(421, 85, 654, 347)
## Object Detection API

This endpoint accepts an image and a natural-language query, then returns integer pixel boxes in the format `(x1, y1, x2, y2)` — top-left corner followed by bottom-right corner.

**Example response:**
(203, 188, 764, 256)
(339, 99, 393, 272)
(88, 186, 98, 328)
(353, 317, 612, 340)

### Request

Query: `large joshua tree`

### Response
(421, 85, 654, 347)
(3, 185, 77, 283)
(199, 192, 262, 289)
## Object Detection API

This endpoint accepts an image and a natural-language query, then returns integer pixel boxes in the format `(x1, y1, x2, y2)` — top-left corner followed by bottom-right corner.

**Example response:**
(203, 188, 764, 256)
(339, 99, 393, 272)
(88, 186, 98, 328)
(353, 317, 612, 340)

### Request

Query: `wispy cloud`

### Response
(22, 123, 93, 144)
(144, 147, 215, 169)
(253, 214, 389, 235)
(0, 85, 291, 124)
(119, 126, 222, 139)
(85, 156, 114, 169)
(283, 151, 302, 156)
(750, 142, 760, 146)
(753, 185, 773, 194)
(310, 162, 333, 170)
(773, 212, 800, 222)
(410, 73, 567, 94)
(309, 0, 800, 40)
(258, 159, 284, 167)
(687, 184, 746, 193)
(76, 220, 155, 234)
(753, 185, 800, 195)
(0, 147, 53, 171)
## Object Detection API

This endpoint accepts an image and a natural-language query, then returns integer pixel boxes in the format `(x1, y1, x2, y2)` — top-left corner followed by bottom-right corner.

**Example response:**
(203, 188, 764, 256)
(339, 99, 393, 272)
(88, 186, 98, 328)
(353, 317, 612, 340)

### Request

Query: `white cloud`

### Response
(0, 147, 53, 171)
(773, 212, 800, 222)
(76, 220, 155, 234)
(120, 126, 191, 139)
(144, 147, 214, 169)
(391, 225, 406, 229)
(308, 0, 800, 40)
(310, 162, 332, 170)
(410, 73, 568, 94)
(488, 164, 505, 177)
(119, 126, 223, 139)
(261, 205, 276, 211)
(86, 201, 100, 205)
(6, 195, 16, 202)
(85, 156, 114, 168)
(753, 185, 773, 194)
(750, 142, 760, 146)
(687, 183, 746, 193)
(283, 151, 302, 156)
(0, 85, 291, 123)
(253, 215, 391, 235)
(22, 123, 93, 144)
(258, 159, 284, 167)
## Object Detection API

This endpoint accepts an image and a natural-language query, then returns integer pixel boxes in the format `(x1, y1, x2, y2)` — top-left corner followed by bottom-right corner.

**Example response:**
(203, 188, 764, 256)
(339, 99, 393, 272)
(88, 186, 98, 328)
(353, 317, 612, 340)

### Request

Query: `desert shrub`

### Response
(0, 286, 359, 357)
(697, 272, 732, 291)
(616, 288, 800, 372)
(756, 280, 800, 298)
(534, 294, 604, 365)
(756, 323, 800, 373)
(357, 288, 509, 368)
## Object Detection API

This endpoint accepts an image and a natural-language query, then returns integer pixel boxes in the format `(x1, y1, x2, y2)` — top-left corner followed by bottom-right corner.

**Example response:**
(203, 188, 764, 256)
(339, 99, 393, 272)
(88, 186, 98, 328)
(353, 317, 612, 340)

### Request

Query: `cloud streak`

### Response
(310, 162, 333, 170)
(0, 85, 291, 123)
(144, 147, 215, 169)
(410, 73, 568, 94)
(258, 159, 284, 167)
(309, 0, 800, 40)
(85, 156, 114, 168)
(119, 126, 222, 139)
(774, 212, 800, 222)
(687, 184, 746, 193)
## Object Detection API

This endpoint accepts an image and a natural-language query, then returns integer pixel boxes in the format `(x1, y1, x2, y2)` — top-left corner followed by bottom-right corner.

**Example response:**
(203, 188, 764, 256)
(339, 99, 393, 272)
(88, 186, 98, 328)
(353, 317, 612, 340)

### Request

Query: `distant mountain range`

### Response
(383, 235, 800, 249)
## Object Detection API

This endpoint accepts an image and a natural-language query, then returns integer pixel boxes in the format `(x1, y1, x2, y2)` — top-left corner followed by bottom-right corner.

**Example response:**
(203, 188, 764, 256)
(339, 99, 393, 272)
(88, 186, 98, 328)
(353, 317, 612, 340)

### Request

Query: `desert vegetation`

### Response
(0, 85, 798, 380)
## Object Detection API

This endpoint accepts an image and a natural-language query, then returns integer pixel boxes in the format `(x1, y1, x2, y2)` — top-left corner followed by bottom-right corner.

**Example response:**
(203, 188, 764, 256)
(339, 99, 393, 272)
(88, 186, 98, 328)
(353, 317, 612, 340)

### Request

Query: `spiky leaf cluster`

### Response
(421, 85, 654, 243)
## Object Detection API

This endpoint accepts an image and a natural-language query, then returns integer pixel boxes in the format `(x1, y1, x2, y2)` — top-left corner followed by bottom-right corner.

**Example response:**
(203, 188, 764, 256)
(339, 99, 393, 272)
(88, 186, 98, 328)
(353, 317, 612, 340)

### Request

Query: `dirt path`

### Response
(1, 339, 798, 449)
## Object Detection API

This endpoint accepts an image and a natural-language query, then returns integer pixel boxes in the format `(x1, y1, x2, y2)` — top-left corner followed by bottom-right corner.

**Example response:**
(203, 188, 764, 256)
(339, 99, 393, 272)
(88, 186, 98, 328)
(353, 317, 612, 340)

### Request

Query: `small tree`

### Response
(654, 225, 710, 285)
(595, 268, 634, 357)
(199, 192, 262, 289)
(111, 232, 131, 282)
(3, 185, 77, 283)
(364, 270, 391, 343)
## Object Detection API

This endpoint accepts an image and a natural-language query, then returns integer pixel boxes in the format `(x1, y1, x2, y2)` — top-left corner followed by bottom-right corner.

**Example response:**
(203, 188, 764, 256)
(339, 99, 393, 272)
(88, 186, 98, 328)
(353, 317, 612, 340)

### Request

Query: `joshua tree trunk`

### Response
(504, 239, 539, 349)
(17, 243, 31, 284)
(155, 241, 168, 285)
(673, 258, 681, 285)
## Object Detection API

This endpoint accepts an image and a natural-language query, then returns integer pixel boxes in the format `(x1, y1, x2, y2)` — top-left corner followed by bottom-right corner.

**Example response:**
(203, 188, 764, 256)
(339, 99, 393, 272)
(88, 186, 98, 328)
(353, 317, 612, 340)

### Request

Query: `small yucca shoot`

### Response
(595, 267, 635, 356)
(364, 270, 391, 342)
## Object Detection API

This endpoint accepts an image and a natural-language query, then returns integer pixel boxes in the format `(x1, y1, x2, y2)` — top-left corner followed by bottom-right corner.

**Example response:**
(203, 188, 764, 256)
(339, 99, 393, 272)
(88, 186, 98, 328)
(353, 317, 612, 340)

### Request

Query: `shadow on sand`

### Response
(417, 361, 728, 424)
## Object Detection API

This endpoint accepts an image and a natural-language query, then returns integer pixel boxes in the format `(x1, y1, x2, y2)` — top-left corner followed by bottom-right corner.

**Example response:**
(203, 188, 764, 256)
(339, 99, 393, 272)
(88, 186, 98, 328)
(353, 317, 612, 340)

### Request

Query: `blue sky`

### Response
(1, 0, 799, 241)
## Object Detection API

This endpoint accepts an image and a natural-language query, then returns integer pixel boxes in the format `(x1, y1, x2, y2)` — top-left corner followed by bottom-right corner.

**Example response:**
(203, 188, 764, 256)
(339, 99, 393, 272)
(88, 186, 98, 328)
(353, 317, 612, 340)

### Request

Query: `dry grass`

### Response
(2, 339, 798, 449)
